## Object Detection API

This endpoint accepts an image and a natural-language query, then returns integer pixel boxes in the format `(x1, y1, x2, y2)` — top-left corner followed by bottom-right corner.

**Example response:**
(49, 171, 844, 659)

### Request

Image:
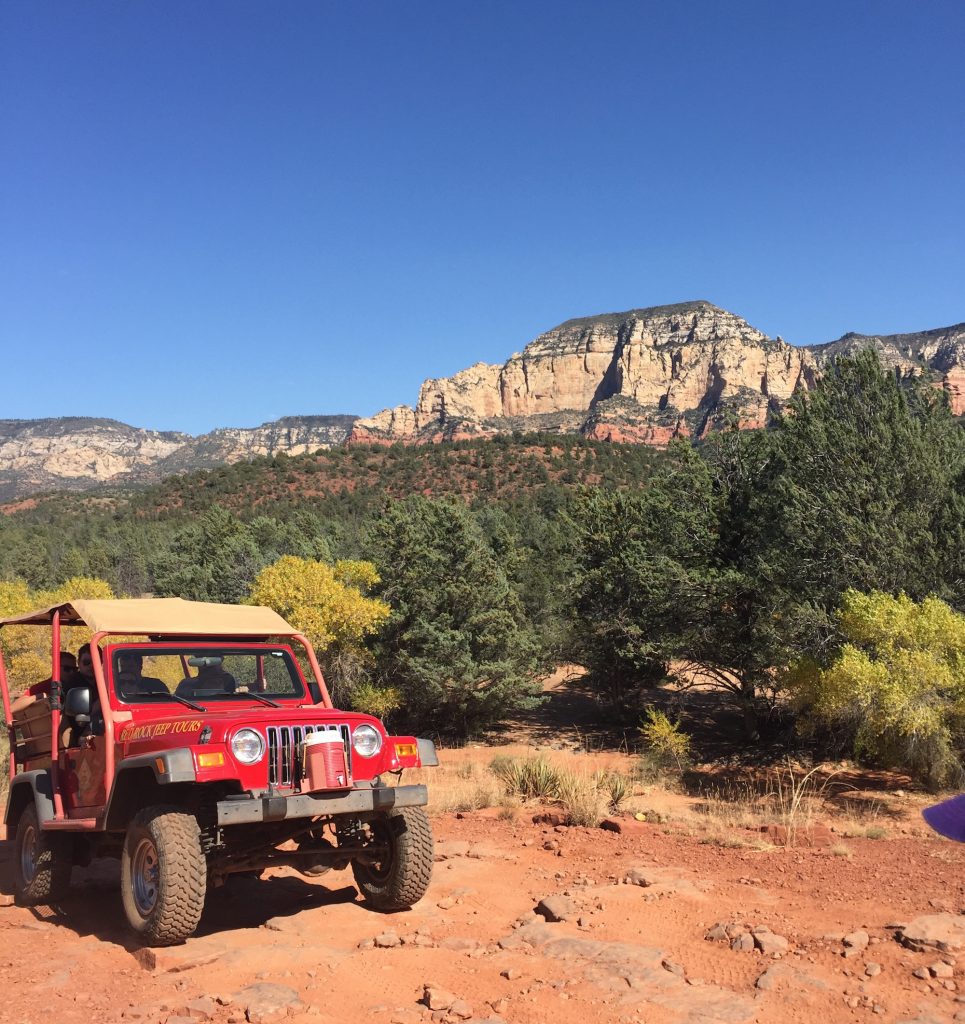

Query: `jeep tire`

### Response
(13, 804, 72, 905)
(351, 806, 433, 911)
(121, 806, 207, 946)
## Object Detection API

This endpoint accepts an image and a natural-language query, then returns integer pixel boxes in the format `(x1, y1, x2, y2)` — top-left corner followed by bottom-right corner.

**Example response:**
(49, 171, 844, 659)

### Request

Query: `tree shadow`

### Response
(489, 668, 636, 751)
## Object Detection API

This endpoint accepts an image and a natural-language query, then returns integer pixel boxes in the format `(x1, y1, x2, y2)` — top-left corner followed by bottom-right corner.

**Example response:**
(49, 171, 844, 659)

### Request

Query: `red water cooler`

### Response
(302, 730, 351, 791)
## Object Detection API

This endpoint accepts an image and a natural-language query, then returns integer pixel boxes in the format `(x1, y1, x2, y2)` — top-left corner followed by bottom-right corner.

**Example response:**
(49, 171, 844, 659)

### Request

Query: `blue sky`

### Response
(2, 1, 963, 435)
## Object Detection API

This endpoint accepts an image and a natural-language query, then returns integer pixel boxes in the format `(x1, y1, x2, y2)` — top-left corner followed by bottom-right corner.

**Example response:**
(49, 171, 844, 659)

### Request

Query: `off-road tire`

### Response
(352, 806, 433, 911)
(12, 804, 72, 905)
(120, 806, 207, 946)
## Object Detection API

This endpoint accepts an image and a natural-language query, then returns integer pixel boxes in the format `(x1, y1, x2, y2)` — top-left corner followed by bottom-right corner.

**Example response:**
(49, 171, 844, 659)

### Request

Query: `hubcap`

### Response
(20, 823, 38, 884)
(131, 837, 160, 916)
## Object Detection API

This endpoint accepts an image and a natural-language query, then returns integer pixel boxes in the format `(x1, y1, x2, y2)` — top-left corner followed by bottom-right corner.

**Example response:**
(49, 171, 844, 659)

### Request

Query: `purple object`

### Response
(922, 793, 965, 843)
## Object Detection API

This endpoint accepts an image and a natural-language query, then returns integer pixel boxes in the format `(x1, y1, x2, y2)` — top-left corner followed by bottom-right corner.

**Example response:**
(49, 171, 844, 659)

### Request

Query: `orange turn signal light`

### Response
(395, 743, 418, 758)
(196, 752, 225, 769)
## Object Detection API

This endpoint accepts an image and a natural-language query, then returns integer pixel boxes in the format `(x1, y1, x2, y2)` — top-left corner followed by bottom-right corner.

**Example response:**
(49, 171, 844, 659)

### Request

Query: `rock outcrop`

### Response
(0, 415, 358, 502)
(152, 416, 359, 475)
(350, 302, 965, 444)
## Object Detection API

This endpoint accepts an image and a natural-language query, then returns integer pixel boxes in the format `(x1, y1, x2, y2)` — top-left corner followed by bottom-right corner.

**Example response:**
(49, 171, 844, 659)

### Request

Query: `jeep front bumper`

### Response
(216, 783, 428, 826)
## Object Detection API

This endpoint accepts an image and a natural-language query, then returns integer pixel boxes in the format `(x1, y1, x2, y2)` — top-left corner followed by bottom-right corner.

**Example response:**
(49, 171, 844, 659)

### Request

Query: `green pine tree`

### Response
(366, 496, 541, 736)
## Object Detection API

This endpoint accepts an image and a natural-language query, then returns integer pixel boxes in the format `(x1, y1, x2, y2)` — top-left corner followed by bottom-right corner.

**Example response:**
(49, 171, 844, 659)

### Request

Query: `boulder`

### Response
(753, 931, 789, 955)
(422, 987, 456, 1011)
(186, 997, 218, 1020)
(600, 816, 650, 835)
(536, 895, 577, 922)
(900, 914, 965, 953)
(843, 929, 870, 957)
(237, 984, 303, 1024)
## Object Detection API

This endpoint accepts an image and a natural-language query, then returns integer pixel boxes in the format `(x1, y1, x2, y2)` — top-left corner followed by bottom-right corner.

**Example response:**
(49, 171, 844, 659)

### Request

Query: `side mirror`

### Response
(64, 687, 91, 723)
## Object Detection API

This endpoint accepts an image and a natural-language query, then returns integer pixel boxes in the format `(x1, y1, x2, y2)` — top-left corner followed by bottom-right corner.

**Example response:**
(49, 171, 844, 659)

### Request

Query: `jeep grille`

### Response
(266, 724, 351, 789)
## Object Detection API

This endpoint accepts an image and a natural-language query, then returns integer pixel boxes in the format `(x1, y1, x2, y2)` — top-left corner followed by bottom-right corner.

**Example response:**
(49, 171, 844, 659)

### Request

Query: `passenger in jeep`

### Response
(27, 650, 78, 698)
(74, 644, 95, 693)
(67, 643, 103, 742)
(116, 652, 167, 698)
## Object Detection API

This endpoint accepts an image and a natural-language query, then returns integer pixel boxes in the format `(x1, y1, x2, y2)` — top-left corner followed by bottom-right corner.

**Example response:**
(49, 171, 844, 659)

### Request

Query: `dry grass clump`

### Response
(399, 759, 501, 814)
(684, 761, 866, 848)
(767, 763, 836, 838)
(595, 769, 632, 811)
(839, 816, 889, 839)
(555, 770, 611, 827)
(490, 755, 561, 800)
(835, 797, 890, 839)
(694, 762, 841, 846)
(487, 755, 631, 828)
(692, 781, 768, 830)
(432, 776, 501, 813)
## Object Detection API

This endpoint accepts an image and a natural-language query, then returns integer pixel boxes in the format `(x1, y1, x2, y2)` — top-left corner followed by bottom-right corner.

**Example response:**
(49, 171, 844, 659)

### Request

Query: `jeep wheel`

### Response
(120, 806, 207, 946)
(351, 806, 433, 911)
(13, 804, 72, 904)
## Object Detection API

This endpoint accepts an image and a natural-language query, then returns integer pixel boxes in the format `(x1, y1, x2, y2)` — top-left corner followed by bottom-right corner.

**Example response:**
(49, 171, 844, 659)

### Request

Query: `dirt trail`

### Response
(2, 799, 965, 1024)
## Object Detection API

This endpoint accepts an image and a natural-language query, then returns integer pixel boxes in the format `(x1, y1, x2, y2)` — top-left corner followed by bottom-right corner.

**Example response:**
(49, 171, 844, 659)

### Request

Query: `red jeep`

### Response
(0, 597, 437, 945)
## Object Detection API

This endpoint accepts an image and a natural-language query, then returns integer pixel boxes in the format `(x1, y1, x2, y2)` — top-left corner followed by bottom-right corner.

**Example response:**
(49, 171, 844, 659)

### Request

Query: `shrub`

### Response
(348, 682, 402, 720)
(787, 590, 965, 789)
(638, 707, 692, 781)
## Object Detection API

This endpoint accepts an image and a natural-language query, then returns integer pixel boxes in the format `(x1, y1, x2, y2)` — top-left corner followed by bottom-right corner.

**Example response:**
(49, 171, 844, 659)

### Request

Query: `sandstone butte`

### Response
(349, 300, 965, 446)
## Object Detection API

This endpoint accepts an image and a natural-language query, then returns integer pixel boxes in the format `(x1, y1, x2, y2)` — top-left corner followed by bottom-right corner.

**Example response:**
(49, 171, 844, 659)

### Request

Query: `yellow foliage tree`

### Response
(248, 556, 390, 705)
(787, 590, 965, 788)
(0, 576, 115, 693)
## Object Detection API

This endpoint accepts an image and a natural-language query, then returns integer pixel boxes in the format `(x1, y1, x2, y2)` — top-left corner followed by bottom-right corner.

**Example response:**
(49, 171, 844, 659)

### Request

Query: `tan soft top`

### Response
(0, 597, 298, 637)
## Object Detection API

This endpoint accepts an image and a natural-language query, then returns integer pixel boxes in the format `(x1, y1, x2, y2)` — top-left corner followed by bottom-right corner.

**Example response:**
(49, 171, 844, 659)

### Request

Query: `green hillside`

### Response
(0, 433, 664, 595)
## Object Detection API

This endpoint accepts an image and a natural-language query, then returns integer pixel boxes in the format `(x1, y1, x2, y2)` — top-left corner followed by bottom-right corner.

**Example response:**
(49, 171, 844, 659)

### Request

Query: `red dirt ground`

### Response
(3, 673, 964, 1024)
(1, 791, 964, 1024)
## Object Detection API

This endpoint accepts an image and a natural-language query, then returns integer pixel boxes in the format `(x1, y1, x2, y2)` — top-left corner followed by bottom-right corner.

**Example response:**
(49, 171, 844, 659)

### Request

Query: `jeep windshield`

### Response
(111, 646, 307, 705)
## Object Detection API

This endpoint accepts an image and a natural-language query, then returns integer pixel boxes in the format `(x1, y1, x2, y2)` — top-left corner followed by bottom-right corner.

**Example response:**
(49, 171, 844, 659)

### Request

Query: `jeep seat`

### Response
(176, 672, 237, 699)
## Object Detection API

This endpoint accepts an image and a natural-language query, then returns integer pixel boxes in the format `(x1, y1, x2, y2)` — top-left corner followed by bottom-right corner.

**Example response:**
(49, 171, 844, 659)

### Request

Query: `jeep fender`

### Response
(4, 770, 56, 827)
(417, 738, 439, 767)
(114, 749, 197, 785)
(103, 749, 198, 831)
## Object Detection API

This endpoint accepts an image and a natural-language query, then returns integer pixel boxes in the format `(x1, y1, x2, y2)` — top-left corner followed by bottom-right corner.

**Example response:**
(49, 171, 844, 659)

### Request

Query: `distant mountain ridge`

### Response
(0, 414, 358, 502)
(2, 302, 963, 501)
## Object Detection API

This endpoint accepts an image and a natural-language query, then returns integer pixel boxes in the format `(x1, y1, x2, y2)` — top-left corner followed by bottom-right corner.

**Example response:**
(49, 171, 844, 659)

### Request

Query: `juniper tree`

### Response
(757, 350, 965, 659)
(366, 496, 541, 736)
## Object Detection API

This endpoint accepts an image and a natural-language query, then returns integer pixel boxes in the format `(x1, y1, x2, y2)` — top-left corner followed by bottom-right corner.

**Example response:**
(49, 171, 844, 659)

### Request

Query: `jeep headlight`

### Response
(231, 728, 265, 764)
(352, 723, 382, 758)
